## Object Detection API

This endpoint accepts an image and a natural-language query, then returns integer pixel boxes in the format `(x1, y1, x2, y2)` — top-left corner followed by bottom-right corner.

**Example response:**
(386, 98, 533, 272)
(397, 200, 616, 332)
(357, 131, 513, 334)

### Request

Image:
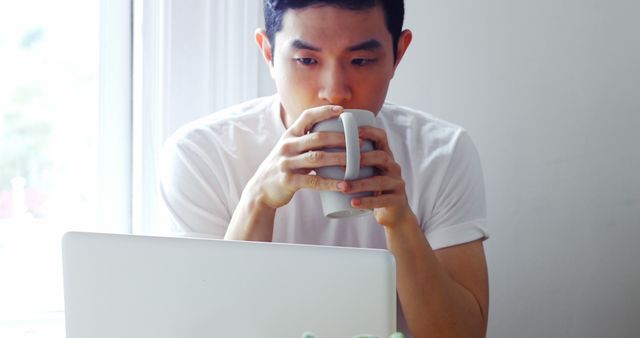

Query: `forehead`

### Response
(276, 5, 391, 50)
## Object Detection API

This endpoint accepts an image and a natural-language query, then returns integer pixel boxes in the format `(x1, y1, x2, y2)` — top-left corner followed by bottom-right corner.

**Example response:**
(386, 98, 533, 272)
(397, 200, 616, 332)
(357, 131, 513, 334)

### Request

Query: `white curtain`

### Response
(209, 0, 262, 113)
(134, 0, 268, 234)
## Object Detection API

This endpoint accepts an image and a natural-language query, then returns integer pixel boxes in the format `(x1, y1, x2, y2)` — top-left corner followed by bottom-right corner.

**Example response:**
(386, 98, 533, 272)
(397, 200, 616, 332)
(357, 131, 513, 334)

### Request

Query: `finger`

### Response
(289, 105, 344, 136)
(282, 150, 346, 170)
(360, 150, 402, 176)
(351, 193, 404, 209)
(294, 131, 346, 153)
(358, 126, 392, 154)
(288, 173, 344, 192)
(342, 176, 403, 194)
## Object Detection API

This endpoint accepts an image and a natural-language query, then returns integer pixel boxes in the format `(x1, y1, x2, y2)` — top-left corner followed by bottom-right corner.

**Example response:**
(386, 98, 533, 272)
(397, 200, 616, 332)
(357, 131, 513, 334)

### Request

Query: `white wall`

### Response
(387, 1, 640, 337)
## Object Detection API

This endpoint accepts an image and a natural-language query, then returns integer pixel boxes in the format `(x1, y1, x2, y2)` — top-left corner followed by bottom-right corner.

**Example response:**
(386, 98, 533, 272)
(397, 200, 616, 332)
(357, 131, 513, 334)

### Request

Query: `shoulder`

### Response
(164, 95, 279, 154)
(378, 101, 473, 156)
(171, 96, 275, 142)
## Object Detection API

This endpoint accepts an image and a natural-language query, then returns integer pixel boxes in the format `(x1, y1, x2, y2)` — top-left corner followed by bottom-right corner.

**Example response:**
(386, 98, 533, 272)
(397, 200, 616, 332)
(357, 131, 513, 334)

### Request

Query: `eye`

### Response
(351, 58, 376, 67)
(295, 57, 317, 65)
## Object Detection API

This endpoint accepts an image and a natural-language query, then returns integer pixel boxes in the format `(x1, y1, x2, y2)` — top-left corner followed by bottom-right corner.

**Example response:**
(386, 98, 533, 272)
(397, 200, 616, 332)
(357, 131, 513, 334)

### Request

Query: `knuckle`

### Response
(384, 153, 395, 167)
(281, 173, 294, 187)
(382, 152, 391, 163)
(308, 132, 323, 148)
(280, 139, 294, 154)
(397, 178, 406, 191)
(301, 107, 318, 120)
(277, 157, 289, 171)
(386, 158, 396, 170)
(298, 108, 313, 121)
(310, 131, 325, 145)
(284, 128, 299, 138)
(394, 163, 402, 175)
(307, 150, 323, 163)
(375, 128, 387, 141)
(380, 132, 388, 143)
(307, 174, 321, 188)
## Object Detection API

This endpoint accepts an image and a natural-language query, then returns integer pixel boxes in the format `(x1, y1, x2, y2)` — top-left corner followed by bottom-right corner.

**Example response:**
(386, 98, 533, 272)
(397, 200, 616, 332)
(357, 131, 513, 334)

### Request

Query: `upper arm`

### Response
(423, 130, 489, 250)
(435, 239, 489, 327)
(160, 137, 231, 238)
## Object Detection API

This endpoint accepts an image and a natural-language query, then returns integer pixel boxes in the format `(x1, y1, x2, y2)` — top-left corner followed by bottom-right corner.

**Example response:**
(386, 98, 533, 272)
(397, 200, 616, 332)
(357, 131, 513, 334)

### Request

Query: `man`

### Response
(161, 1, 489, 337)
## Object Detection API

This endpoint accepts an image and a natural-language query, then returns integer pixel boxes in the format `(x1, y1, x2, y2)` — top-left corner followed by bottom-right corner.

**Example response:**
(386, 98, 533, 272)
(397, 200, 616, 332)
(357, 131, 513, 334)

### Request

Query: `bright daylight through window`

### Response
(0, 0, 130, 337)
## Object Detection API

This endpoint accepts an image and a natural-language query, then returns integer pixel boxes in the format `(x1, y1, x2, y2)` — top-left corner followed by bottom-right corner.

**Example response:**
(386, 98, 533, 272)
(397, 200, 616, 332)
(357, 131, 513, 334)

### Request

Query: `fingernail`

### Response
(337, 182, 346, 190)
(333, 106, 342, 112)
(352, 199, 361, 206)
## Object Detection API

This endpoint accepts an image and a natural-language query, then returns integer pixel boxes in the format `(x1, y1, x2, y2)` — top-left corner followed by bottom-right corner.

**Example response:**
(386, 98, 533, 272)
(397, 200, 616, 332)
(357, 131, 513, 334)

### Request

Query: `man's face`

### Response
(269, 5, 400, 122)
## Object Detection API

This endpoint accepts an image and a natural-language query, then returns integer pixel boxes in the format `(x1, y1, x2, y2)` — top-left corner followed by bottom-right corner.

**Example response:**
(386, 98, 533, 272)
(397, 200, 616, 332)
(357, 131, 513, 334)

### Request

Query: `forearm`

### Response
(224, 182, 276, 242)
(385, 221, 486, 338)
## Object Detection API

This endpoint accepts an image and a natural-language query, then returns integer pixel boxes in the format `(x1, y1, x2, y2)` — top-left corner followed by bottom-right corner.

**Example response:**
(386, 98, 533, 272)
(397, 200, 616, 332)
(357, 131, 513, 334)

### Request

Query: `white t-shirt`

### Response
(160, 95, 488, 250)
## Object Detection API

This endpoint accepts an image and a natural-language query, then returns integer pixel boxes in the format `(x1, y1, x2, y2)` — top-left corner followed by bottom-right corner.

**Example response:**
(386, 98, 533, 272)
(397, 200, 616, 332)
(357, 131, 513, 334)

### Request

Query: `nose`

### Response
(317, 63, 352, 105)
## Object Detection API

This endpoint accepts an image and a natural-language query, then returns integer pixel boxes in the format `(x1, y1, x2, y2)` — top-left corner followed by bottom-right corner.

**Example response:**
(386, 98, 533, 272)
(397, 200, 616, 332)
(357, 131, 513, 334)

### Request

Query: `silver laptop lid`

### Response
(62, 232, 396, 338)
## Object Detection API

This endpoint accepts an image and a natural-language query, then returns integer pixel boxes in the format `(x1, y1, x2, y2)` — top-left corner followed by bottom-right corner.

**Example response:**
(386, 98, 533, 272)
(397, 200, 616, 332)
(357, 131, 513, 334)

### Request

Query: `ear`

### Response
(393, 29, 413, 72)
(255, 28, 276, 78)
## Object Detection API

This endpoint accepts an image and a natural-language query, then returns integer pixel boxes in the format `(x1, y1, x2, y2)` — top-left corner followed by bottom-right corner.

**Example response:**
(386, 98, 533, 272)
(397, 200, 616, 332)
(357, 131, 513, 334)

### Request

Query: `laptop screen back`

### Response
(62, 232, 396, 338)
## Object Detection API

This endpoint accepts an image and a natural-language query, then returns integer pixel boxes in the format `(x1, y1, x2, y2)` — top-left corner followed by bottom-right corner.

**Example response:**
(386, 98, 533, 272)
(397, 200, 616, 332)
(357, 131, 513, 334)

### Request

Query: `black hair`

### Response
(263, 0, 405, 63)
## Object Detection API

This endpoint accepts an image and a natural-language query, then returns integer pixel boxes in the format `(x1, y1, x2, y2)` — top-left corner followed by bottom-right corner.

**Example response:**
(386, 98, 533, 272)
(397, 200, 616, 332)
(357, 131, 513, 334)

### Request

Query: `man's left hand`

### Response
(339, 125, 417, 228)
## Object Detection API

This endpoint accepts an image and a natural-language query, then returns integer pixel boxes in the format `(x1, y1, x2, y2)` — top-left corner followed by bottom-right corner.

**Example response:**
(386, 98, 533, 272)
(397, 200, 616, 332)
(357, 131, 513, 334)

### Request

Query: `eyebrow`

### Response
(291, 39, 321, 51)
(346, 39, 382, 52)
(290, 38, 383, 52)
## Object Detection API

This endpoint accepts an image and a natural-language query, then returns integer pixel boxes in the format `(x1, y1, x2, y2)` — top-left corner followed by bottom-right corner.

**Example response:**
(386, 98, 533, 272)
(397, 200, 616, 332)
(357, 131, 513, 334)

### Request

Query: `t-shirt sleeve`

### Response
(159, 136, 231, 238)
(423, 130, 489, 250)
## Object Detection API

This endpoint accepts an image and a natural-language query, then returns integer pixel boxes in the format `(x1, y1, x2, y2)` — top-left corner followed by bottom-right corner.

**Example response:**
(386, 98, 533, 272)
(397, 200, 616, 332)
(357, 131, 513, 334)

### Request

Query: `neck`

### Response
(280, 104, 298, 129)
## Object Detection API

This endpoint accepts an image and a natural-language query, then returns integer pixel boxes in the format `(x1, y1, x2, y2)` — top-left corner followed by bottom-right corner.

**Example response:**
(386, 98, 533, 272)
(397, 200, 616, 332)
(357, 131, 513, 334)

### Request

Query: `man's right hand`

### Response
(225, 105, 352, 241)
(249, 104, 351, 209)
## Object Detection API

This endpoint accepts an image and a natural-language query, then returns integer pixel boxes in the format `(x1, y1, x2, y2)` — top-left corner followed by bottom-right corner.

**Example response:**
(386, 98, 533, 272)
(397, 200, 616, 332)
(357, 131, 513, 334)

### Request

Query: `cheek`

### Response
(352, 71, 393, 109)
(273, 65, 320, 114)
(278, 64, 318, 88)
(274, 60, 311, 89)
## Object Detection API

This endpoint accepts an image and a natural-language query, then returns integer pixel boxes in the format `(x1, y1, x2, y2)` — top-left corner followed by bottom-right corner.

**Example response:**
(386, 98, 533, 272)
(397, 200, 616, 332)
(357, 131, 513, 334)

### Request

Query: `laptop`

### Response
(61, 231, 396, 338)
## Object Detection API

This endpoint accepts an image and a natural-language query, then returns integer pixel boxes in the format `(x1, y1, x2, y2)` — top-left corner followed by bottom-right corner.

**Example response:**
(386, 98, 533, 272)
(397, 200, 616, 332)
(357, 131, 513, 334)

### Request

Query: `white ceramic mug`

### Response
(311, 109, 376, 218)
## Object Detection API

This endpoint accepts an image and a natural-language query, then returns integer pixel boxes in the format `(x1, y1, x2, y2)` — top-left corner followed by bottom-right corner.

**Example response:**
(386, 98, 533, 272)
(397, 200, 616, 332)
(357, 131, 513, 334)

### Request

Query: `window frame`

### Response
(99, 0, 133, 233)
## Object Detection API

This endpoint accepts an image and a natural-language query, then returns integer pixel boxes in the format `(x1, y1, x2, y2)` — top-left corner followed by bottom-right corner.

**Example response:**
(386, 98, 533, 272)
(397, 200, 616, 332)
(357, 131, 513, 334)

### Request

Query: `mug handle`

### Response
(340, 112, 360, 180)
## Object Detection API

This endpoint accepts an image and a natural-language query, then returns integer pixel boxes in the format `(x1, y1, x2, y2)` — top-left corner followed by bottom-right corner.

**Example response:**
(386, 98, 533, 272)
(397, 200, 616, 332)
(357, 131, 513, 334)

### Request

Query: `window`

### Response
(1, 1, 271, 335)
(0, 0, 131, 336)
